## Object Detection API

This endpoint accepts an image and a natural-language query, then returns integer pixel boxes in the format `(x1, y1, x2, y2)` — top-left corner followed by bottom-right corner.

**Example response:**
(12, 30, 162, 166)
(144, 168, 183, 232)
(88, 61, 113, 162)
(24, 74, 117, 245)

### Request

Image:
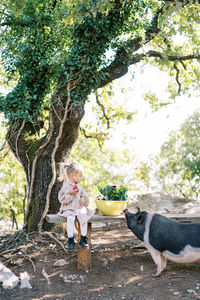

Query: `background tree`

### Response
(155, 110, 200, 199)
(0, 117, 26, 222)
(0, 0, 200, 232)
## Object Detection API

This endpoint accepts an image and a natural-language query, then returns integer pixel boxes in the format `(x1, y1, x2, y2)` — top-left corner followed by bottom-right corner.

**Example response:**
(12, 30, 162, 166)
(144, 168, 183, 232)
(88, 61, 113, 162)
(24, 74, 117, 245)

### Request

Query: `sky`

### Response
(103, 65, 200, 160)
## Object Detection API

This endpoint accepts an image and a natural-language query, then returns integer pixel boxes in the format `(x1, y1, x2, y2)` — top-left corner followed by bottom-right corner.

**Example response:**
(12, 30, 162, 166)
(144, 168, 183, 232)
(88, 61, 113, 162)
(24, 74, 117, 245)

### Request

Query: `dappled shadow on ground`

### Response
(0, 225, 200, 300)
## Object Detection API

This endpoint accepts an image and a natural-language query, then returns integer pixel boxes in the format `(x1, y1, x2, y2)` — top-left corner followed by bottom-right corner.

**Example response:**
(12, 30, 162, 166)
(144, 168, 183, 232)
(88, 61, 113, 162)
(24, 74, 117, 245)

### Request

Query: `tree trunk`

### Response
(6, 89, 85, 232)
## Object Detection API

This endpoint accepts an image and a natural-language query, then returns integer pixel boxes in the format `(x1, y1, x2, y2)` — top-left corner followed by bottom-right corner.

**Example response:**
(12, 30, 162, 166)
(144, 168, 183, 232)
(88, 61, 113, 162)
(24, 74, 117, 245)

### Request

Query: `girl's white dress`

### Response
(57, 181, 93, 225)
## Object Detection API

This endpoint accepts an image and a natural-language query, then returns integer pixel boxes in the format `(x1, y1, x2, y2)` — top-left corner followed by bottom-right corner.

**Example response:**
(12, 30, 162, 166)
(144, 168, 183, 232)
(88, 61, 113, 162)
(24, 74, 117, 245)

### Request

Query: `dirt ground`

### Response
(1, 224, 200, 300)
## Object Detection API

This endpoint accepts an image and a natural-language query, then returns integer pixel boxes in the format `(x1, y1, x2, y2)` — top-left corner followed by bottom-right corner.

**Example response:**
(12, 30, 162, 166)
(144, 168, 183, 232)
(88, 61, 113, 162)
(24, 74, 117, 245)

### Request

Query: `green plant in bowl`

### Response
(97, 185, 128, 201)
(96, 185, 128, 216)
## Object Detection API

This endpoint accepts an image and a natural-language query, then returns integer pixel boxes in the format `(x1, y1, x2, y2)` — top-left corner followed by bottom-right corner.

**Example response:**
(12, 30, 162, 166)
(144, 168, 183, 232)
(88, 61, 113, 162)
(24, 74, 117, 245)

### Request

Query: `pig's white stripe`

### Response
(143, 213, 160, 256)
(143, 213, 153, 246)
(143, 213, 167, 275)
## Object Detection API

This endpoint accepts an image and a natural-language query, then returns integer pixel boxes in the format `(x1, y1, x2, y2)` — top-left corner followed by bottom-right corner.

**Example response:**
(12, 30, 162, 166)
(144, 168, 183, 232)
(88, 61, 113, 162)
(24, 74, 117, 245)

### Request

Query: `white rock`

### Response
(0, 262, 19, 289)
(102, 258, 108, 267)
(62, 274, 84, 284)
(20, 272, 32, 289)
(54, 259, 68, 267)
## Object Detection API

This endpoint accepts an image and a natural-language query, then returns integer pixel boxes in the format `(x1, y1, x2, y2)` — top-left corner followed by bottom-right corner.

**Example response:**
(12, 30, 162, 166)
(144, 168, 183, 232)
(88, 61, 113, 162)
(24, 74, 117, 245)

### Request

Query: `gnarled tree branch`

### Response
(174, 63, 181, 95)
(98, 48, 200, 89)
(95, 93, 110, 129)
(146, 50, 200, 62)
(80, 127, 108, 149)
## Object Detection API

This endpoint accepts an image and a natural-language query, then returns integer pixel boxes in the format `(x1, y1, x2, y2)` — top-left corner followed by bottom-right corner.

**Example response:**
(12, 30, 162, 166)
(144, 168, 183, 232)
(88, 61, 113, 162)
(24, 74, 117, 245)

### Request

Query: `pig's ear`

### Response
(136, 207, 140, 213)
(136, 214, 144, 224)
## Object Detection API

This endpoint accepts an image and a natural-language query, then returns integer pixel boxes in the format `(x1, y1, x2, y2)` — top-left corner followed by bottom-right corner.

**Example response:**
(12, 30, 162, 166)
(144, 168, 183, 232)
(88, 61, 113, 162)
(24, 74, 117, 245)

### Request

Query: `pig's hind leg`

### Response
(148, 247, 167, 277)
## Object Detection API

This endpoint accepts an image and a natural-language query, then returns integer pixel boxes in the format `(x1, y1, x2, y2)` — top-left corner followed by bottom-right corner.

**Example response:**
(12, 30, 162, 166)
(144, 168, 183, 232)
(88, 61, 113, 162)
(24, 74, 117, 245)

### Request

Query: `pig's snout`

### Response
(123, 209, 133, 218)
(123, 209, 133, 228)
(123, 209, 132, 219)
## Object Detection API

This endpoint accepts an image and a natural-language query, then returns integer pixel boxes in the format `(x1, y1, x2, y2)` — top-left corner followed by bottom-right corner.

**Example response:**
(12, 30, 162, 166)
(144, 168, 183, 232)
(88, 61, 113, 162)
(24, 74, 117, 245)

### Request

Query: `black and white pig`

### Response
(124, 208, 200, 276)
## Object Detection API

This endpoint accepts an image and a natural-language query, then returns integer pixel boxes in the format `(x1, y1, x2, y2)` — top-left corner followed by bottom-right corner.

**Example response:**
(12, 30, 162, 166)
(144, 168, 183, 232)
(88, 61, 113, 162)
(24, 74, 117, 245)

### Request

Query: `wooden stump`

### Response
(77, 222, 92, 271)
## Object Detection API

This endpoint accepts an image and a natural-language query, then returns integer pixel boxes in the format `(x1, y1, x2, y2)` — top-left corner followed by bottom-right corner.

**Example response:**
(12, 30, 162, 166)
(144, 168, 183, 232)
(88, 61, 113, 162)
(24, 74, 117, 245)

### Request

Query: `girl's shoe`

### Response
(68, 237, 75, 250)
(79, 235, 89, 249)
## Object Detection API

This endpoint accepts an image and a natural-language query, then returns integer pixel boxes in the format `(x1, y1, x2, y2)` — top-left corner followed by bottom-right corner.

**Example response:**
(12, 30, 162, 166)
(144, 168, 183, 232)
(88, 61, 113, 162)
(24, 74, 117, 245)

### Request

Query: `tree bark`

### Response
(6, 91, 85, 232)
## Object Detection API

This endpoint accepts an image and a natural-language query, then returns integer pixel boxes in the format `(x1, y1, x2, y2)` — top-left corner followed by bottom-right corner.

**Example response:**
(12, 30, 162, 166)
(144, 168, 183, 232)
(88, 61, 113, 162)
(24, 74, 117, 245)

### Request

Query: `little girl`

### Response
(57, 162, 93, 250)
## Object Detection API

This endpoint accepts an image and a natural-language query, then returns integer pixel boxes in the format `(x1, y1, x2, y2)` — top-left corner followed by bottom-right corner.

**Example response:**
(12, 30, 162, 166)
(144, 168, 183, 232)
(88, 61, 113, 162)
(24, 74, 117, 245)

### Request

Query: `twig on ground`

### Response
(41, 231, 68, 254)
(23, 255, 36, 273)
(42, 268, 51, 285)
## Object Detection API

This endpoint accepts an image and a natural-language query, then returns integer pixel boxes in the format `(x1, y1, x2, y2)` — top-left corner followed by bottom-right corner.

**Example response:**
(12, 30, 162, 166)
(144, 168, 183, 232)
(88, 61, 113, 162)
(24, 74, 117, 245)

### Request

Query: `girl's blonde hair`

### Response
(58, 162, 83, 181)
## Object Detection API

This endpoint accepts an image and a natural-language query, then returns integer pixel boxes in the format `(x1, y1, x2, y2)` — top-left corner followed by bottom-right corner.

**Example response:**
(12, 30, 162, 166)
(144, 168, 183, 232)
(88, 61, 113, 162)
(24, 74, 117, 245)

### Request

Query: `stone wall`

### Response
(128, 191, 199, 214)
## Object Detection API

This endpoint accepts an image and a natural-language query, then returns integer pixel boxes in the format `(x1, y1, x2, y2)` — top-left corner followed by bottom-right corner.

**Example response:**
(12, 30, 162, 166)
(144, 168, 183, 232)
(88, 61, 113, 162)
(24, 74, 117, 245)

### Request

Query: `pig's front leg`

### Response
(147, 247, 167, 277)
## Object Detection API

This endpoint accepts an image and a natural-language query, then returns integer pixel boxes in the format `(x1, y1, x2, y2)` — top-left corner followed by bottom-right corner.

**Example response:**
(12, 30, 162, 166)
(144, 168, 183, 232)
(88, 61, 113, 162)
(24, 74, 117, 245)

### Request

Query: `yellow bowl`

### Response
(95, 199, 127, 216)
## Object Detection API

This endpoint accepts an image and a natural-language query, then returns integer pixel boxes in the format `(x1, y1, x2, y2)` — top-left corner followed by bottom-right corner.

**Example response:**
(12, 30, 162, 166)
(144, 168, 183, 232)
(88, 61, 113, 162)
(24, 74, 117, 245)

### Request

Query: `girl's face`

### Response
(70, 170, 83, 184)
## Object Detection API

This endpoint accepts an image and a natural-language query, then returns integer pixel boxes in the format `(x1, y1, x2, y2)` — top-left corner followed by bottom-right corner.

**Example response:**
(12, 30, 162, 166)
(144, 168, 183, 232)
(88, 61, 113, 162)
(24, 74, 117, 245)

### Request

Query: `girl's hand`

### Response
(70, 185, 79, 195)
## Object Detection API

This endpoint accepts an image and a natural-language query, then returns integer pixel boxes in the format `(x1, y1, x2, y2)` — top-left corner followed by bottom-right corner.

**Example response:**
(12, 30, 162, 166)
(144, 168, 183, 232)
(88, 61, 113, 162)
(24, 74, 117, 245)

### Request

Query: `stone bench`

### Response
(46, 212, 200, 271)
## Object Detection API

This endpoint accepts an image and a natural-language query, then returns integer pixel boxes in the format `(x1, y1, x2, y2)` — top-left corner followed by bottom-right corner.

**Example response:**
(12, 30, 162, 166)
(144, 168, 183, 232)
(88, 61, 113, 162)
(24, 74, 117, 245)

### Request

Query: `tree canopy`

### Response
(1, 0, 200, 122)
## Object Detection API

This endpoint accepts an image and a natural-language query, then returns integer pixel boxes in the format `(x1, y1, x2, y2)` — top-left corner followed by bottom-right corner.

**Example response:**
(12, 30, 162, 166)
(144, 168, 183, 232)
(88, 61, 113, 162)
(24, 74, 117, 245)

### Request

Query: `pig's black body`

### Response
(124, 209, 200, 276)
(149, 214, 200, 254)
